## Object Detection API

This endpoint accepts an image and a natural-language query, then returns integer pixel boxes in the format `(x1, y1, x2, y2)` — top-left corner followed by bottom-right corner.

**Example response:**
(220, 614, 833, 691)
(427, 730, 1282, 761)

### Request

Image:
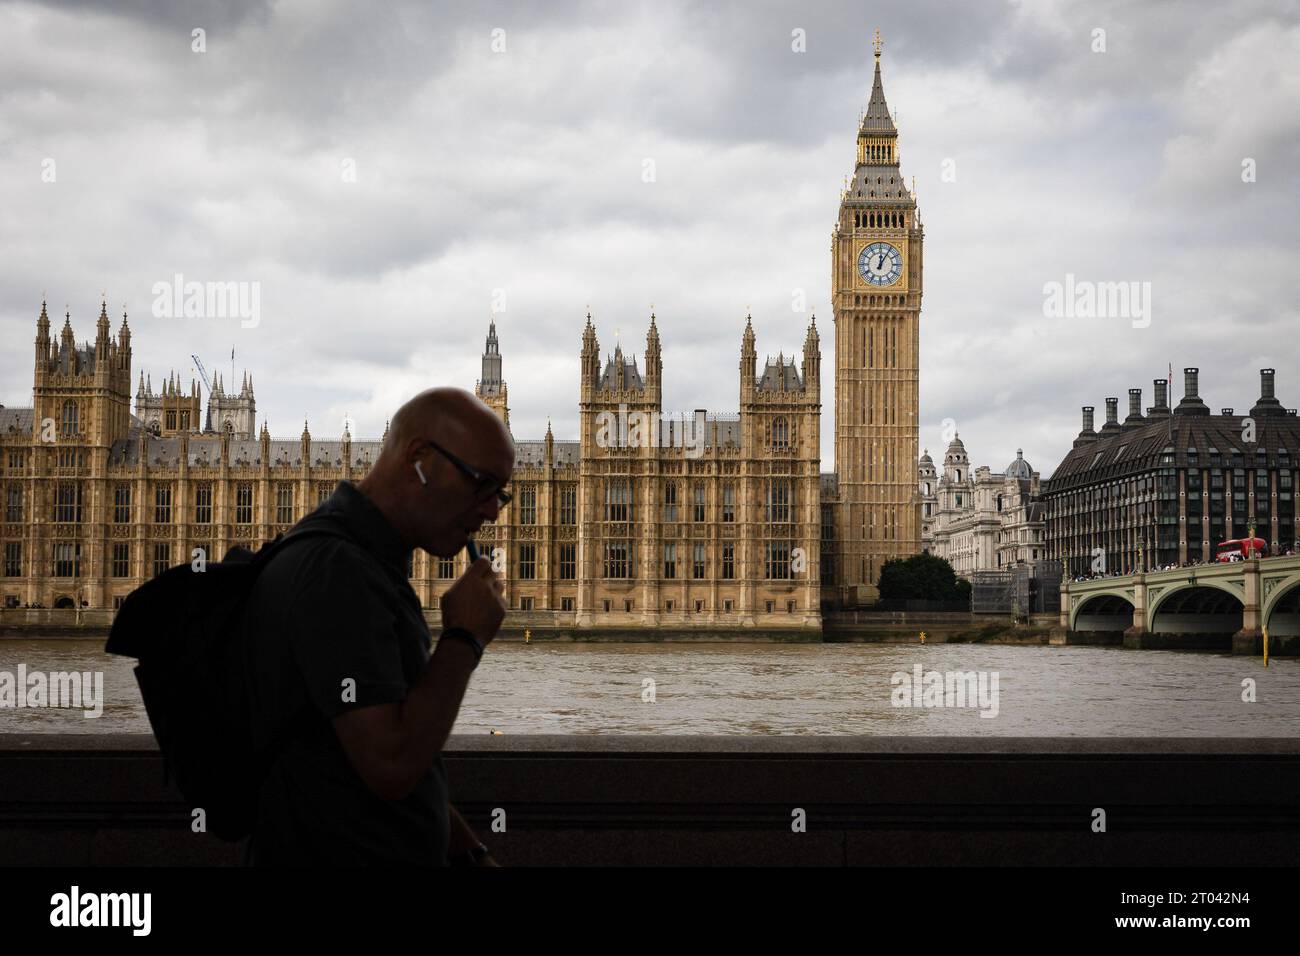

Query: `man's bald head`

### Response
(382, 387, 511, 463)
(359, 387, 515, 557)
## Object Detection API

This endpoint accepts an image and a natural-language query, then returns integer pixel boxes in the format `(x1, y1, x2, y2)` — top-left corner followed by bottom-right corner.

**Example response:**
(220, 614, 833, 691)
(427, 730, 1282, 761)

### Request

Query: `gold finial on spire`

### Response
(872, 27, 882, 58)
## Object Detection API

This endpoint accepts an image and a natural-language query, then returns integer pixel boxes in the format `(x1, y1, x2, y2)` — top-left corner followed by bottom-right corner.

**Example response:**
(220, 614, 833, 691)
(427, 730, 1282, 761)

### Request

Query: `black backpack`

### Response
(106, 523, 350, 841)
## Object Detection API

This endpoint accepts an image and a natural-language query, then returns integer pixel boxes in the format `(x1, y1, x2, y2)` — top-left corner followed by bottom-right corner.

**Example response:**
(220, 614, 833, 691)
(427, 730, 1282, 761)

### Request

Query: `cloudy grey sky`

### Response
(3, 0, 1298, 478)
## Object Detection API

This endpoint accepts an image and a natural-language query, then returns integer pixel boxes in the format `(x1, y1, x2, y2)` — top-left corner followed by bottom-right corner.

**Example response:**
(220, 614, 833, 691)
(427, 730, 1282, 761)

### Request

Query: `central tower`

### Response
(832, 31, 923, 600)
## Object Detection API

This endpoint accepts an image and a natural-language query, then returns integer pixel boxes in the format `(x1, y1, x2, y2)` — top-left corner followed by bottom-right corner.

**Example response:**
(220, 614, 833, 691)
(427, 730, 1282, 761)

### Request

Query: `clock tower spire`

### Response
(476, 316, 510, 429)
(831, 30, 923, 603)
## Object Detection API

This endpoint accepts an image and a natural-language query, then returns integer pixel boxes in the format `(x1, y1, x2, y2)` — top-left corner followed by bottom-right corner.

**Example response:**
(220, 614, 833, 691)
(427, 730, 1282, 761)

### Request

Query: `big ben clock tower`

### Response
(832, 30, 923, 602)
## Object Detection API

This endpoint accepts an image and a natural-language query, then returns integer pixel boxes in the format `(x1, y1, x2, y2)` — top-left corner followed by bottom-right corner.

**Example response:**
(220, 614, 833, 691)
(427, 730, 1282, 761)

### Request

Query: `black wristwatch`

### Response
(440, 627, 484, 663)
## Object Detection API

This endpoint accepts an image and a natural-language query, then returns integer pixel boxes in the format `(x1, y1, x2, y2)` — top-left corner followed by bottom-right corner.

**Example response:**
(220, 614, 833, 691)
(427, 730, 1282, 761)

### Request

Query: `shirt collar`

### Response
(324, 480, 411, 573)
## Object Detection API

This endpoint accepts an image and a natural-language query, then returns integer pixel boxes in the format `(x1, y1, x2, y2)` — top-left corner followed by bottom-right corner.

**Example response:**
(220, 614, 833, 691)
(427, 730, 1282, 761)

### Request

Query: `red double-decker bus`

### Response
(1215, 537, 1268, 562)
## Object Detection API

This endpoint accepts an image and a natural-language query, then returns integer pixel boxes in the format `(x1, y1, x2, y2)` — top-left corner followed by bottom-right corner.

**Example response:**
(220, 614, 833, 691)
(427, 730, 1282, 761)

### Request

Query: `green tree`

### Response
(878, 553, 969, 603)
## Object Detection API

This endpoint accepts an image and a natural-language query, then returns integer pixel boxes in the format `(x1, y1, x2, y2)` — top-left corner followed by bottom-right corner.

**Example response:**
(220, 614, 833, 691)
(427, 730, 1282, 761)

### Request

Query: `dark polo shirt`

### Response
(244, 479, 450, 865)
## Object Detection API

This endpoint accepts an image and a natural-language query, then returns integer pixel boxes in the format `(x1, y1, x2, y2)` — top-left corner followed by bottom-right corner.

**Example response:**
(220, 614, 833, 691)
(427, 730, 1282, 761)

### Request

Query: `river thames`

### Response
(1, 640, 1296, 736)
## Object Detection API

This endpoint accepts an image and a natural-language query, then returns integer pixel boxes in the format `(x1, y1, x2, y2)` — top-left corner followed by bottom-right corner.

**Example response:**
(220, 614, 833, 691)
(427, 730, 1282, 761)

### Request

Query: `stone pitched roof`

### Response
(599, 351, 643, 391)
(514, 440, 580, 468)
(757, 357, 803, 392)
(0, 406, 34, 436)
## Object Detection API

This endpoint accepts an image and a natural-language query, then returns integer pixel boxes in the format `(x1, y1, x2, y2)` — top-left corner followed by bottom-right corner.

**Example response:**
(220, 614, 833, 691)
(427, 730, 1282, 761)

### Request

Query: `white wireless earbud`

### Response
(414, 460, 427, 485)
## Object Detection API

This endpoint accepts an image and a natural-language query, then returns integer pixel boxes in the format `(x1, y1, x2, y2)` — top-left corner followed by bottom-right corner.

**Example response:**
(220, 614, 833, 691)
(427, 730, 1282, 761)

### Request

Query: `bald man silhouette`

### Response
(244, 387, 515, 866)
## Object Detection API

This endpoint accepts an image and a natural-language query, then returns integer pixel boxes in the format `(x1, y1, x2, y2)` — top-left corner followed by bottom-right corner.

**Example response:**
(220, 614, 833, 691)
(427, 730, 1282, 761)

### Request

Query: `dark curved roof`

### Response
(1046, 413, 1300, 493)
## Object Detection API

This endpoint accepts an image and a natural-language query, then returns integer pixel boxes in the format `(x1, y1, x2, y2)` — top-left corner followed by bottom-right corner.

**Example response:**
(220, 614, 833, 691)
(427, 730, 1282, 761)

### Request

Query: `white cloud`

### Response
(1, 0, 1296, 484)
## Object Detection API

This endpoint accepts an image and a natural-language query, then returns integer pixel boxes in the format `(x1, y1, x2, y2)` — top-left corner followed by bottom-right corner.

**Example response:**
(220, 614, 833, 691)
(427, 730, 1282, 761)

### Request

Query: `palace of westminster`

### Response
(0, 41, 1048, 626)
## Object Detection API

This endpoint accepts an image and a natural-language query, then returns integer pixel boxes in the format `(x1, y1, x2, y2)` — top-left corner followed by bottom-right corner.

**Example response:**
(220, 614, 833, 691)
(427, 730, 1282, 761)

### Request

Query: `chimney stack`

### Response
(1073, 405, 1099, 447)
(1174, 366, 1210, 416)
(1101, 397, 1121, 435)
(1125, 388, 1145, 426)
(1250, 368, 1283, 418)
(1148, 378, 1170, 418)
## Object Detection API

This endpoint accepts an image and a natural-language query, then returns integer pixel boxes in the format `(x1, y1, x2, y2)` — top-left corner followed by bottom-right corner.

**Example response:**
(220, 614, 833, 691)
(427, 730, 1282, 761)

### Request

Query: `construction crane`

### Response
(190, 354, 213, 396)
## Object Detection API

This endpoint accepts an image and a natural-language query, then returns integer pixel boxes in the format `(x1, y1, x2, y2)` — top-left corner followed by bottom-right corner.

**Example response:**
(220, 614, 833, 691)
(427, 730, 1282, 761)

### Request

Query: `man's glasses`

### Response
(422, 440, 512, 507)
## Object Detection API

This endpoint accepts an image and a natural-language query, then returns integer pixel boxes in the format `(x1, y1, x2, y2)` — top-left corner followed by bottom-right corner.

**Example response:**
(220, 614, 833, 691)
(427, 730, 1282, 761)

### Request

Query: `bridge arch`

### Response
(1263, 574, 1300, 638)
(1069, 591, 1135, 631)
(1148, 582, 1244, 634)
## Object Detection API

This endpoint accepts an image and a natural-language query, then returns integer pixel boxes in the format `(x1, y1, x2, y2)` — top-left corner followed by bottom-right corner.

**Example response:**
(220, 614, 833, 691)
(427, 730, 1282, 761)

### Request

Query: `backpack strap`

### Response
(244, 520, 364, 775)
(251, 521, 359, 566)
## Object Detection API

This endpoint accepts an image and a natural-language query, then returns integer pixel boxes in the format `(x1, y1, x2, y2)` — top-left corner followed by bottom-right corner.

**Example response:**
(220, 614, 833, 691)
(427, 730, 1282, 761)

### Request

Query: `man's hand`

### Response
(448, 804, 501, 866)
(440, 556, 505, 646)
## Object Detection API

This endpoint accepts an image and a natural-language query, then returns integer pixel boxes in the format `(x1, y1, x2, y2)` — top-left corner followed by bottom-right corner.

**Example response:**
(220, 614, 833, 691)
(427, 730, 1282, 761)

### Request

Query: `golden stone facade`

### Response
(829, 37, 924, 602)
(0, 303, 824, 628)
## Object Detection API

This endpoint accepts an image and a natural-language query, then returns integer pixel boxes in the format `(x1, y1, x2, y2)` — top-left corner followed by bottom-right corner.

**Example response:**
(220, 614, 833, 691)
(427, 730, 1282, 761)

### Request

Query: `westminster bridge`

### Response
(1059, 553, 1300, 654)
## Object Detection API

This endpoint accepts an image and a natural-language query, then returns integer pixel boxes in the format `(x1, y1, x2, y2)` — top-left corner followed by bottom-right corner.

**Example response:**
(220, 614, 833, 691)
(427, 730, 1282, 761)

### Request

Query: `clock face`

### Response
(858, 241, 902, 286)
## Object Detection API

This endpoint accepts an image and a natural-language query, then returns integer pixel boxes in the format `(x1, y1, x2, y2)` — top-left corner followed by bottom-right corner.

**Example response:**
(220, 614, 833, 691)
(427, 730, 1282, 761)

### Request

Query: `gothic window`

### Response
(765, 541, 792, 579)
(113, 485, 130, 523)
(664, 543, 677, 579)
(766, 479, 792, 523)
(236, 482, 253, 524)
(605, 480, 631, 522)
(722, 544, 735, 579)
(112, 542, 130, 577)
(722, 484, 736, 522)
(558, 543, 576, 580)
(195, 484, 213, 524)
(518, 485, 537, 525)
(663, 481, 677, 522)
(693, 543, 706, 579)
(603, 541, 631, 578)
(518, 544, 536, 580)
(53, 541, 81, 578)
(60, 401, 78, 437)
(6, 486, 23, 522)
(693, 483, 706, 522)
(771, 417, 790, 451)
(276, 483, 294, 523)
(154, 484, 171, 523)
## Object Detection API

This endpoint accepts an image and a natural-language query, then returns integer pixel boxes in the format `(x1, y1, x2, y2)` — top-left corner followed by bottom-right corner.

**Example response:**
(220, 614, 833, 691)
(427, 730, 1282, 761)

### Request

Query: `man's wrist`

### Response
(439, 626, 484, 663)
(449, 841, 491, 867)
